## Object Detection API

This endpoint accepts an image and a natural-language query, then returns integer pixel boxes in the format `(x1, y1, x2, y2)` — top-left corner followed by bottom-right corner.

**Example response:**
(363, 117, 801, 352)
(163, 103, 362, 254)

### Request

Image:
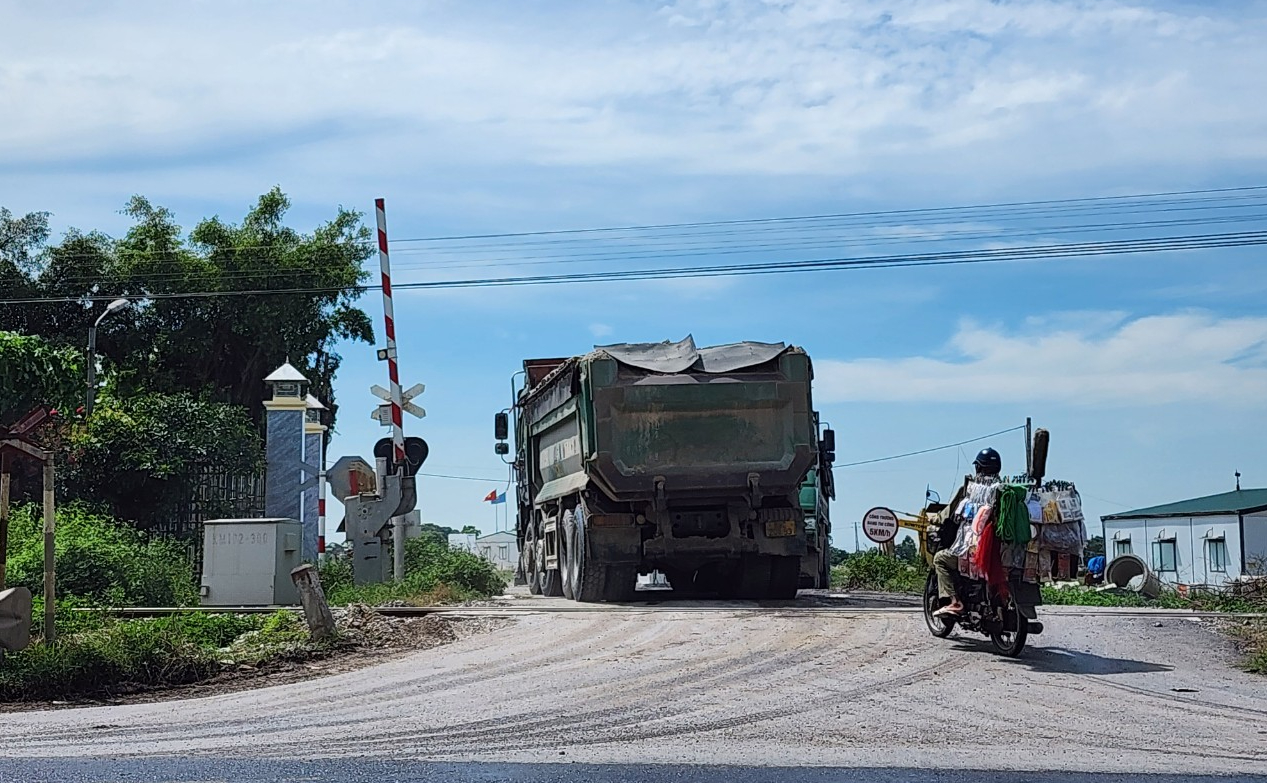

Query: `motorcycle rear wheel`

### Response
(923, 571, 955, 638)
(990, 598, 1029, 657)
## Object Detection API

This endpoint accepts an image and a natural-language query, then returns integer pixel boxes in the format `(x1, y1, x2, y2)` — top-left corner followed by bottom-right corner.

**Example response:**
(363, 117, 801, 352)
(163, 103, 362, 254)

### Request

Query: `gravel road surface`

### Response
(3, 596, 1265, 781)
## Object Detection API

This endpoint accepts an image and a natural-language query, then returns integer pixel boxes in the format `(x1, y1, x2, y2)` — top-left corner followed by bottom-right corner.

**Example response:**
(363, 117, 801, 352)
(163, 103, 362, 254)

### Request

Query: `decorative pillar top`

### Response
(305, 394, 328, 433)
(264, 361, 310, 411)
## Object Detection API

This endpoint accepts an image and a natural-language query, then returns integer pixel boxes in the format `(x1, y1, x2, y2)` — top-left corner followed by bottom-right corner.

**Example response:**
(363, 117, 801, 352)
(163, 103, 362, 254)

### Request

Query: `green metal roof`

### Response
(1102, 488, 1267, 520)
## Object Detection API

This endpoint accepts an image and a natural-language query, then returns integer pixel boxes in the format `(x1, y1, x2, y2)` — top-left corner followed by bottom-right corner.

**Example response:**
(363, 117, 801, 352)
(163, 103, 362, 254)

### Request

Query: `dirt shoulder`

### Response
(0, 608, 508, 713)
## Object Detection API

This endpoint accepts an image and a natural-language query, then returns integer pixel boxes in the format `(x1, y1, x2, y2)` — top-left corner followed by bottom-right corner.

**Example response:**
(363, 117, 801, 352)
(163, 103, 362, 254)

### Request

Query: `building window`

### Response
(480, 547, 492, 559)
(1207, 539, 1228, 573)
(499, 544, 509, 560)
(1152, 539, 1177, 572)
(1113, 539, 1132, 558)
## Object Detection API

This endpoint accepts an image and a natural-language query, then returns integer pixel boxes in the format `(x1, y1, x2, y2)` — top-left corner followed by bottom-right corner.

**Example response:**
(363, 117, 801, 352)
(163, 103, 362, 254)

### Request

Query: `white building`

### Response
(449, 531, 519, 571)
(1101, 488, 1267, 588)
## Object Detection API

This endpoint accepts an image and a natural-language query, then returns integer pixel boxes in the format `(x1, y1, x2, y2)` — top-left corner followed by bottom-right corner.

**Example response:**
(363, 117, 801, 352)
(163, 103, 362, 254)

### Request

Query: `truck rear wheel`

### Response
(570, 503, 636, 603)
(525, 526, 542, 596)
(561, 509, 578, 601)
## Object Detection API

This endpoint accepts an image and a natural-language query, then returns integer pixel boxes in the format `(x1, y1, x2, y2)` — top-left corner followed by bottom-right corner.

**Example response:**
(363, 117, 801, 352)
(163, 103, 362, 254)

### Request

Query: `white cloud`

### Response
(816, 312, 1267, 406)
(589, 322, 614, 338)
(0, 0, 1264, 188)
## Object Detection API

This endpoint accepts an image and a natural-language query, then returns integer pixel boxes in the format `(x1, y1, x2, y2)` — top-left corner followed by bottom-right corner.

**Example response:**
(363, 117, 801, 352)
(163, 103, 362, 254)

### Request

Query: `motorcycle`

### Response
(922, 567, 1044, 657)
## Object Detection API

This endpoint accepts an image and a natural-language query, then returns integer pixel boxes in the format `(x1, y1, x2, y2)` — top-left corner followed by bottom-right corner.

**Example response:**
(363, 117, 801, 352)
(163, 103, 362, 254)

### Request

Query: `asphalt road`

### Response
(3, 595, 1266, 781)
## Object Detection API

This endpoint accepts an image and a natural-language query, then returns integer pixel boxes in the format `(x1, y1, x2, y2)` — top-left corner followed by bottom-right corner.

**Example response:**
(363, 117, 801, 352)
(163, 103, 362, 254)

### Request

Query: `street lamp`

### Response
(85, 298, 130, 416)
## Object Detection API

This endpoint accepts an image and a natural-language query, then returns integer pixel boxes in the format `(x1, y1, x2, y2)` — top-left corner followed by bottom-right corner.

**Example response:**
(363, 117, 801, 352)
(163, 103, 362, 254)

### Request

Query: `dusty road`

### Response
(3, 594, 1266, 782)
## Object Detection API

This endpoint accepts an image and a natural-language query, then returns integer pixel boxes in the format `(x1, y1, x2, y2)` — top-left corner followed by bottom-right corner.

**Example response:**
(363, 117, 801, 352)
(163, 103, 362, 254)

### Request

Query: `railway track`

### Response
(83, 600, 1267, 620)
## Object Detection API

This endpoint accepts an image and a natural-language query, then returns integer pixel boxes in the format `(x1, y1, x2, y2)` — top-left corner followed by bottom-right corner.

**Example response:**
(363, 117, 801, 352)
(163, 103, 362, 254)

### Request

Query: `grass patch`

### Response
(4, 503, 198, 607)
(319, 536, 507, 607)
(0, 610, 314, 702)
(1228, 621, 1267, 674)
(831, 550, 926, 593)
(1041, 585, 1266, 613)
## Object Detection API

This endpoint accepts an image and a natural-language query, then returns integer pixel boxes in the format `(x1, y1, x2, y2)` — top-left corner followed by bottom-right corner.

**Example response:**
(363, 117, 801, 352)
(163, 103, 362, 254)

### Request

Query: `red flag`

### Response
(483, 489, 499, 502)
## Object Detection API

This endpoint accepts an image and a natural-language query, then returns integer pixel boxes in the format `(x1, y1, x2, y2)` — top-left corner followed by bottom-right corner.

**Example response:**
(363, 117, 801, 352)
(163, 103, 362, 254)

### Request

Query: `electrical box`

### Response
(201, 518, 303, 606)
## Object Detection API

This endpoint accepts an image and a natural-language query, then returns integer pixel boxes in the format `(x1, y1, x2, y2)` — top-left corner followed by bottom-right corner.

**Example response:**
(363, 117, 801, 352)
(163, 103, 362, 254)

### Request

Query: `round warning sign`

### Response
(861, 507, 899, 544)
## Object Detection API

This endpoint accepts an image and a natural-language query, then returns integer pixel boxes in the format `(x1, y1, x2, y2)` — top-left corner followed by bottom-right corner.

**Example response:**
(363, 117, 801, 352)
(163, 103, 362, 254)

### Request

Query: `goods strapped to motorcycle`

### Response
(923, 474, 1087, 657)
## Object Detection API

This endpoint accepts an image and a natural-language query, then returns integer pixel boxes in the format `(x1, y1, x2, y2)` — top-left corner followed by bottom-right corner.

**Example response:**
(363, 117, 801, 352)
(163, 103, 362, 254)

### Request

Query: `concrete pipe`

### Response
(1105, 554, 1162, 599)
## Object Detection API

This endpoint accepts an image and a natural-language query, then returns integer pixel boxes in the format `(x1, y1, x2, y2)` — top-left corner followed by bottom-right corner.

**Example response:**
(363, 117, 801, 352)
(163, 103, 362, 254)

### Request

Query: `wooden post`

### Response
(43, 458, 55, 644)
(0, 450, 11, 590)
(290, 564, 336, 642)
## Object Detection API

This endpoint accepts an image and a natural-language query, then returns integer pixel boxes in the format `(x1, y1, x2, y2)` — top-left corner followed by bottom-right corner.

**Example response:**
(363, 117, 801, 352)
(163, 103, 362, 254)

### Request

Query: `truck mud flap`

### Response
(589, 528, 641, 565)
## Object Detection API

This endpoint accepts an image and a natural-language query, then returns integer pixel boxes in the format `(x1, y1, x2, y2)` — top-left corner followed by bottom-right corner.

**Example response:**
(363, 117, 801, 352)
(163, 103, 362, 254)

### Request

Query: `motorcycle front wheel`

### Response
(923, 571, 955, 638)
(990, 598, 1029, 657)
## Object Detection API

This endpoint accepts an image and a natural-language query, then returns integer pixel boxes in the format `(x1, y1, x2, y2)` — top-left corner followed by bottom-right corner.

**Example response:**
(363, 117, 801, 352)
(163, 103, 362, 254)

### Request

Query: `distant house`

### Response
(1101, 488, 1267, 588)
(449, 531, 518, 571)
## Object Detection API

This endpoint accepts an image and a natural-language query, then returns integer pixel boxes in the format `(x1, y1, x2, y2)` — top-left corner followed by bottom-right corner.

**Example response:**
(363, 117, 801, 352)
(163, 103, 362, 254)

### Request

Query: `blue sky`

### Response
(3, 0, 1266, 547)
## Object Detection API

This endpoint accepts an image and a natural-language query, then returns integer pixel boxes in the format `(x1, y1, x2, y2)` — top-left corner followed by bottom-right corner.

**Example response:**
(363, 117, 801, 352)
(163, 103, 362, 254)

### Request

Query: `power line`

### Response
(14, 185, 1267, 268)
(39, 209, 1266, 286)
(833, 425, 1028, 469)
(3, 229, 1264, 305)
(417, 472, 507, 483)
(388, 185, 1267, 243)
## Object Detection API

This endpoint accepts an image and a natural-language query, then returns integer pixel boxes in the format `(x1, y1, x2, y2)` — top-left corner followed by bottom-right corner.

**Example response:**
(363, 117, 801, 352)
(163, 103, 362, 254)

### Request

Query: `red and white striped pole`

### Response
(376, 197, 408, 581)
(375, 198, 407, 467)
(317, 464, 327, 562)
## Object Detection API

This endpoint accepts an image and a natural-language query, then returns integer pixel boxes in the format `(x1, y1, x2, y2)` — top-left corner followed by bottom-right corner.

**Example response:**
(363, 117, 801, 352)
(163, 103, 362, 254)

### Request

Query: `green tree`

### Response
(60, 392, 263, 528)
(1085, 535, 1105, 558)
(0, 208, 50, 336)
(461, 525, 480, 535)
(0, 189, 374, 430)
(894, 536, 919, 564)
(0, 331, 83, 421)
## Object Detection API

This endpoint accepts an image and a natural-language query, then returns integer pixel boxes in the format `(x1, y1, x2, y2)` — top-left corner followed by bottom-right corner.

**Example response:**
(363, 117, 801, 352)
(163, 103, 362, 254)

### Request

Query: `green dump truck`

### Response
(494, 337, 835, 602)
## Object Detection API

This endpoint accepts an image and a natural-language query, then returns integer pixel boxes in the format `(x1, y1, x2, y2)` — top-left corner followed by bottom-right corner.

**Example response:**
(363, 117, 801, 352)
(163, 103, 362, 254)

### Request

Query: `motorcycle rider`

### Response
(931, 447, 1002, 617)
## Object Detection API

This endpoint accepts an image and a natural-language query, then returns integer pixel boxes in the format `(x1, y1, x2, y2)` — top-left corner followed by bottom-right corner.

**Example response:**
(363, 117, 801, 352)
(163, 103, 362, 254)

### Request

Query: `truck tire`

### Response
(525, 526, 542, 596)
(561, 509, 577, 601)
(570, 503, 637, 603)
(767, 556, 801, 600)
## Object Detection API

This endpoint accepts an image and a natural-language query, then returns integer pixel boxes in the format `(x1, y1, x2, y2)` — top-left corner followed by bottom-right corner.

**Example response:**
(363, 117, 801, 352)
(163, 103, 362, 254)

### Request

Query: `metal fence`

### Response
(159, 467, 265, 576)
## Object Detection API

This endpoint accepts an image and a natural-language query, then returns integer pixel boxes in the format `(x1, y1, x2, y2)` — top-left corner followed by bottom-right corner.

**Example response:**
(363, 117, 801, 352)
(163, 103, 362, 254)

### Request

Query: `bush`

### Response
(320, 536, 506, 606)
(4, 503, 198, 607)
(0, 611, 266, 701)
(831, 550, 925, 593)
(404, 536, 506, 597)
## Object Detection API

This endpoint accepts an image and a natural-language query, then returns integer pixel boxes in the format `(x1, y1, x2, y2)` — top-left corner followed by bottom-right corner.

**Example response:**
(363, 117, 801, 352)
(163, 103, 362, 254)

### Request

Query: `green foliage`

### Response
(403, 535, 506, 597)
(59, 392, 262, 527)
(1041, 585, 1263, 613)
(416, 523, 461, 545)
(831, 550, 925, 593)
(1084, 535, 1105, 559)
(4, 503, 198, 606)
(1, 190, 374, 431)
(0, 331, 82, 420)
(829, 546, 851, 567)
(894, 537, 919, 564)
(0, 610, 317, 701)
(319, 536, 506, 606)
